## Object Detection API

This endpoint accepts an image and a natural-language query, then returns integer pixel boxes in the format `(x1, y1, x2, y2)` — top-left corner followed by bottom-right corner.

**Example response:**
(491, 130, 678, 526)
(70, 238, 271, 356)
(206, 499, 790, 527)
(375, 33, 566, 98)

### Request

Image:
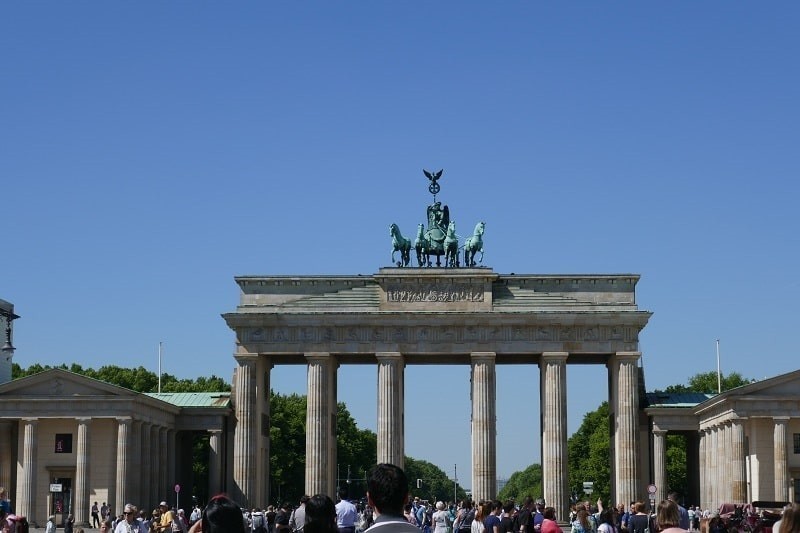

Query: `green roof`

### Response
(645, 392, 715, 408)
(145, 391, 231, 408)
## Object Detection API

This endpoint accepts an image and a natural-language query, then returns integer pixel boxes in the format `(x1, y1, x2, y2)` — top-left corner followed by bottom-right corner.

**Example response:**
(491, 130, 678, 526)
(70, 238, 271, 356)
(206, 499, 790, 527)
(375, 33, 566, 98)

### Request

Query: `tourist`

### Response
(115, 504, 143, 533)
(572, 509, 593, 533)
(93, 503, 102, 528)
(432, 502, 451, 533)
(363, 463, 422, 533)
(626, 503, 649, 533)
(305, 495, 338, 533)
(667, 494, 689, 531)
(46, 515, 57, 533)
(336, 488, 358, 533)
(290, 496, 310, 533)
(540, 508, 558, 533)
(777, 504, 800, 533)
(655, 500, 687, 533)
(200, 495, 246, 533)
(471, 503, 487, 533)
(597, 509, 616, 533)
(484, 502, 501, 533)
(154, 502, 177, 533)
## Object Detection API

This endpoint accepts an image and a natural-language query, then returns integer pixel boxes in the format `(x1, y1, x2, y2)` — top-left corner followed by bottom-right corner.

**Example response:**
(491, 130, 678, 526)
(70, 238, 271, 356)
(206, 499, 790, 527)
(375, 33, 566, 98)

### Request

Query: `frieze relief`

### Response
(386, 283, 484, 303)
(242, 325, 639, 345)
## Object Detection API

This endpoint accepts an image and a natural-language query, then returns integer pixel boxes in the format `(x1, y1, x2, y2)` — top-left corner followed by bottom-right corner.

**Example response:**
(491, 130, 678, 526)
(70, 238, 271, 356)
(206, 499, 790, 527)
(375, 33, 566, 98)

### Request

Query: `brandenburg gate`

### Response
(223, 268, 652, 516)
(222, 170, 652, 517)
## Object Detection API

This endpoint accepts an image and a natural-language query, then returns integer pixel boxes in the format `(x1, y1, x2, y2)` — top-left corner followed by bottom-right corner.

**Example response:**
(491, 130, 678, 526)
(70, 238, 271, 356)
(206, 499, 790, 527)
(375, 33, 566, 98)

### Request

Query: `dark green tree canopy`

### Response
(660, 370, 751, 394)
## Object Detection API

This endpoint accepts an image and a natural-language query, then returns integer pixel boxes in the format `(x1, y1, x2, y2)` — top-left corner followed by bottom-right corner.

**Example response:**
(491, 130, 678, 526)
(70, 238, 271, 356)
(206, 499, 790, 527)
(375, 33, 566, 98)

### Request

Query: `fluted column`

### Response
(115, 418, 131, 515)
(233, 355, 257, 507)
(159, 427, 169, 502)
(653, 429, 668, 503)
(150, 425, 160, 506)
(305, 352, 337, 498)
(774, 417, 789, 501)
(730, 418, 746, 503)
(698, 429, 707, 511)
(140, 422, 151, 510)
(167, 429, 176, 502)
(376, 352, 405, 468)
(612, 352, 640, 506)
(130, 421, 142, 507)
(710, 426, 718, 509)
(471, 352, 496, 502)
(74, 418, 91, 526)
(255, 355, 273, 506)
(17, 418, 37, 522)
(540, 352, 568, 521)
(209, 429, 224, 497)
(0, 422, 10, 497)
(722, 422, 731, 503)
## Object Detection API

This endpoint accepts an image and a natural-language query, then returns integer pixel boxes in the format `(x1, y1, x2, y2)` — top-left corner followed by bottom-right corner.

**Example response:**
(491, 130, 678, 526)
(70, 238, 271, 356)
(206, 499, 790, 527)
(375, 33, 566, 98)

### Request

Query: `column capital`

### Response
(653, 429, 668, 437)
(21, 417, 38, 422)
(773, 417, 790, 423)
(208, 428, 224, 435)
(376, 351, 404, 362)
(115, 417, 132, 425)
(613, 351, 642, 362)
(470, 351, 496, 363)
(76, 417, 92, 424)
(541, 351, 569, 363)
(234, 353, 259, 365)
(305, 351, 333, 363)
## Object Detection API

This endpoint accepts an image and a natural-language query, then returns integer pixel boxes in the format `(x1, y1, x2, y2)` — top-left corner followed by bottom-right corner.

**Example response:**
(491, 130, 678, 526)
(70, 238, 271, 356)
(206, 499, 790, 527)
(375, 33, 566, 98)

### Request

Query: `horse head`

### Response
(446, 221, 457, 238)
(390, 223, 400, 238)
(474, 221, 485, 237)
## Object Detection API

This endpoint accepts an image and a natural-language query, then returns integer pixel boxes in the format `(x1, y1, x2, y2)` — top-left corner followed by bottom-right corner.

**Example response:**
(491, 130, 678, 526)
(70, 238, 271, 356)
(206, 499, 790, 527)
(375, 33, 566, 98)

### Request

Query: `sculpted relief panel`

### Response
(241, 324, 640, 350)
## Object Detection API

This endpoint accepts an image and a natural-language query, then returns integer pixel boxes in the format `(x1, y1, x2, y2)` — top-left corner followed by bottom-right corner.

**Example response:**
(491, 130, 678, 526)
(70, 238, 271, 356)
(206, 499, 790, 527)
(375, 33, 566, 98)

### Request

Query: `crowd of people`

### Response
(2, 475, 800, 533)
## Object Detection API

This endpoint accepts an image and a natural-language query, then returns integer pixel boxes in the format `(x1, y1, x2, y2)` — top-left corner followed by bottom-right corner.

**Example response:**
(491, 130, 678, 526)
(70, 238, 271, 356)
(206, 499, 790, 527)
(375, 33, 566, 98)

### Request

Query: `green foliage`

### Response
(665, 434, 687, 497)
(405, 457, 466, 503)
(567, 402, 611, 502)
(11, 362, 231, 392)
(498, 463, 543, 503)
(661, 371, 751, 394)
(268, 392, 379, 505)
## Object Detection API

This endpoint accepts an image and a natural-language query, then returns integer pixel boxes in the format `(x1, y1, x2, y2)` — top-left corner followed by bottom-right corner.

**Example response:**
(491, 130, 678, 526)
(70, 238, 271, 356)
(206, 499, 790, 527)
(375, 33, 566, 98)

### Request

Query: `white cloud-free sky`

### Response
(3, 3, 799, 488)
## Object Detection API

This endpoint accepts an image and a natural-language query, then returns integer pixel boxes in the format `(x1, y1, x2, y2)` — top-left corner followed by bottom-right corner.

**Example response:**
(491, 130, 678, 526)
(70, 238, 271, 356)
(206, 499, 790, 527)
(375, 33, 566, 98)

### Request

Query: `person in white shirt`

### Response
(115, 504, 142, 533)
(336, 489, 358, 533)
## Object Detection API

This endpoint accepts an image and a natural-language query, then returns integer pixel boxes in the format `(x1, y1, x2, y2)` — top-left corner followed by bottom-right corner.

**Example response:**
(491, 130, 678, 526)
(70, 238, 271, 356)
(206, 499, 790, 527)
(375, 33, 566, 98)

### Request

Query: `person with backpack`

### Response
(252, 509, 267, 533)
(455, 501, 474, 533)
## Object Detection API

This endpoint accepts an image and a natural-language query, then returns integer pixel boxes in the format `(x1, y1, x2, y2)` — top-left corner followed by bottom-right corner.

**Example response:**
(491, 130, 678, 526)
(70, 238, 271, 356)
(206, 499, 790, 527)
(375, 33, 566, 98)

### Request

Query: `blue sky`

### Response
(2, 3, 799, 488)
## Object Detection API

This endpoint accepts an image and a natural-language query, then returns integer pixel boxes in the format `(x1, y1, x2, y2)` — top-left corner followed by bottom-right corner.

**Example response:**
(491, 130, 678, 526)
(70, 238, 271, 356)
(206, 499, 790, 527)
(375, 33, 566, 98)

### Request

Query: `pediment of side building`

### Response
(0, 368, 138, 398)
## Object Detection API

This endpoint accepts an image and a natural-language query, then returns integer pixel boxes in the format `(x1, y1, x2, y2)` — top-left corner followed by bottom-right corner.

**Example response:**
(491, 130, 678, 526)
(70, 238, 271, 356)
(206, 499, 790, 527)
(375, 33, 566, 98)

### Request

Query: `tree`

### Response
(404, 457, 466, 503)
(498, 463, 543, 503)
(567, 402, 611, 503)
(661, 371, 751, 394)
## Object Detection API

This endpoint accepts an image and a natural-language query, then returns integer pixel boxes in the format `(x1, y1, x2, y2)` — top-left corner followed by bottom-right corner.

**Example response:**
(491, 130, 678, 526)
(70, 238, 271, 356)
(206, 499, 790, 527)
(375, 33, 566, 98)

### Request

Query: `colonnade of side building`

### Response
(231, 349, 643, 520)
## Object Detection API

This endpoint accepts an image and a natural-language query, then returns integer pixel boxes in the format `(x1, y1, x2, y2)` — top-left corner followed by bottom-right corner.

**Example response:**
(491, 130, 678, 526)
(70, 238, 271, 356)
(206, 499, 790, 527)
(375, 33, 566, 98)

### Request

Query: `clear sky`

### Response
(3, 3, 799, 488)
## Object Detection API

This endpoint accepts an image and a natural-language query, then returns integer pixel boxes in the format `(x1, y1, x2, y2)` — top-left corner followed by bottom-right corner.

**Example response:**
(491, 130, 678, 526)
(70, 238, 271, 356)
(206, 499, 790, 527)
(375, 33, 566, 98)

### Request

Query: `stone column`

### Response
(774, 417, 789, 501)
(114, 418, 131, 515)
(540, 352, 568, 521)
(255, 355, 273, 506)
(730, 418, 747, 503)
(0, 422, 11, 495)
(612, 352, 640, 507)
(130, 421, 142, 507)
(17, 418, 37, 522)
(709, 426, 718, 509)
(376, 352, 405, 469)
(150, 425, 160, 506)
(141, 423, 151, 510)
(74, 418, 91, 526)
(722, 422, 731, 503)
(164, 427, 173, 500)
(209, 429, 224, 497)
(167, 429, 176, 501)
(653, 429, 668, 503)
(305, 352, 337, 498)
(471, 352, 497, 502)
(233, 356, 257, 507)
(160, 427, 169, 503)
(698, 429, 707, 511)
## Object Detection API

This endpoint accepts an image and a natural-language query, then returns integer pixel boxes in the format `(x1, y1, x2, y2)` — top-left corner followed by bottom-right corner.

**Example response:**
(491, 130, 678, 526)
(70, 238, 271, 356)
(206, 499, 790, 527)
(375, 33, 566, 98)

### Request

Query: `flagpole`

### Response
(158, 341, 163, 394)
(716, 339, 721, 394)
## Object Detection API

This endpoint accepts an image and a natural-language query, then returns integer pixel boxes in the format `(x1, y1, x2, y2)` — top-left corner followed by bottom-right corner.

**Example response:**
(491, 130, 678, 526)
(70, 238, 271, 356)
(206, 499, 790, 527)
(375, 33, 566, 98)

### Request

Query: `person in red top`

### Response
(540, 508, 560, 533)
